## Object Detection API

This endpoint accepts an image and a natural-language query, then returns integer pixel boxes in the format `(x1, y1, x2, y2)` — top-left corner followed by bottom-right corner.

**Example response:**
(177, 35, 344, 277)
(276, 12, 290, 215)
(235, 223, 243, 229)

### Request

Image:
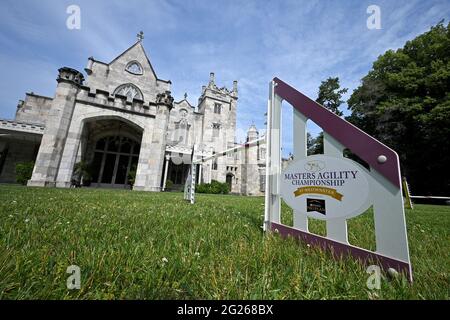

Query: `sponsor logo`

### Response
(307, 198, 326, 215)
(304, 160, 325, 172)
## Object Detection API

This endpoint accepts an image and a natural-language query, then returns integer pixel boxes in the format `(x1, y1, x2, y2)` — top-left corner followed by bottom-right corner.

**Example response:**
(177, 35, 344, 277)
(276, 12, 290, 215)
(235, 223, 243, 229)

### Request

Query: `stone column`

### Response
(28, 67, 84, 187)
(134, 91, 173, 192)
(55, 119, 83, 188)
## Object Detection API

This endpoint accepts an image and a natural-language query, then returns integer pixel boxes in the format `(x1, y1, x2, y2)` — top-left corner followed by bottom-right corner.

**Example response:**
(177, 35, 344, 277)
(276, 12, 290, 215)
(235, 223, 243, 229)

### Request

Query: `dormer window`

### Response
(125, 61, 143, 75)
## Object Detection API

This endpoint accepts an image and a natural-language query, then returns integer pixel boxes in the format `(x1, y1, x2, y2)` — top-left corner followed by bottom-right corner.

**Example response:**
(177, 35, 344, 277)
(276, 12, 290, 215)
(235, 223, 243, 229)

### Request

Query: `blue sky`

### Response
(0, 0, 449, 155)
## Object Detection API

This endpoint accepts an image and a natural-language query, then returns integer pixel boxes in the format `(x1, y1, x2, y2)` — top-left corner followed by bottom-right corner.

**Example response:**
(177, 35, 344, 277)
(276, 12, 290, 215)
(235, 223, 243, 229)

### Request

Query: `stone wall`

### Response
(15, 93, 53, 126)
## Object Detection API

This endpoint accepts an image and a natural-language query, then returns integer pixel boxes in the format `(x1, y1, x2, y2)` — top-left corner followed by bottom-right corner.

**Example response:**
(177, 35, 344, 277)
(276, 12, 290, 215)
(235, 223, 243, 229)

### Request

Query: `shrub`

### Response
(196, 183, 210, 194)
(128, 164, 137, 186)
(73, 161, 93, 186)
(15, 161, 35, 185)
(165, 179, 174, 191)
(197, 180, 229, 194)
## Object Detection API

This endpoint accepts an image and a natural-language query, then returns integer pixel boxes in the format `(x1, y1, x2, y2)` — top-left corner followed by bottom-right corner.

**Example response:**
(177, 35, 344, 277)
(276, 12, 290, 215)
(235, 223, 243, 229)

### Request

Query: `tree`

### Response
(309, 77, 348, 154)
(347, 22, 450, 195)
(316, 77, 348, 116)
(308, 132, 324, 155)
(306, 132, 317, 155)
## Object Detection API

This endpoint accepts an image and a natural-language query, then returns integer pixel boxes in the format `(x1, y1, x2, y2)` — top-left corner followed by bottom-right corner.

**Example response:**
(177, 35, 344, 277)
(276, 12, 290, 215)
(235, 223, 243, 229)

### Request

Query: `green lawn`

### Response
(0, 185, 448, 299)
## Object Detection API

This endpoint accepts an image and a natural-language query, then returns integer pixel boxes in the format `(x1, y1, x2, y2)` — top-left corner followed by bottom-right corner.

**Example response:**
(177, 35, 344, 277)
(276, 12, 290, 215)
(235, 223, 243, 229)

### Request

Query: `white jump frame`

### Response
(264, 78, 413, 281)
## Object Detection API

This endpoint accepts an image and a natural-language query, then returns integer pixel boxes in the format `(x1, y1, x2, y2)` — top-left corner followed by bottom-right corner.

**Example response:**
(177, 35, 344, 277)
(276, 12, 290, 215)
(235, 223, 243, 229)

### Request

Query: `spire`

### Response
(137, 31, 144, 42)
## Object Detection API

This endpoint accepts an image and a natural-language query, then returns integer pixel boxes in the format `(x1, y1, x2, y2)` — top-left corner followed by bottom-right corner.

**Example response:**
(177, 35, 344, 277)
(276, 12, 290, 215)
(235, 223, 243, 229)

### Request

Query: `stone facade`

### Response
(0, 36, 267, 195)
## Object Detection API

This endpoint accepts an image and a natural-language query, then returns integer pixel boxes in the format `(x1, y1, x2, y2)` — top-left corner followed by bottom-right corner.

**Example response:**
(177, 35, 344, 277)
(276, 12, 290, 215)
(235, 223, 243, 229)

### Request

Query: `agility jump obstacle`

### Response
(265, 78, 412, 281)
(184, 137, 266, 204)
(183, 77, 412, 281)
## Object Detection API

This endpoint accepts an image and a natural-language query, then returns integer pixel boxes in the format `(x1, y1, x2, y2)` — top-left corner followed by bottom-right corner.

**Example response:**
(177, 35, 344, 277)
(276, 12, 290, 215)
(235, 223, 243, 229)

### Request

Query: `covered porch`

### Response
(162, 145, 210, 191)
(0, 119, 44, 183)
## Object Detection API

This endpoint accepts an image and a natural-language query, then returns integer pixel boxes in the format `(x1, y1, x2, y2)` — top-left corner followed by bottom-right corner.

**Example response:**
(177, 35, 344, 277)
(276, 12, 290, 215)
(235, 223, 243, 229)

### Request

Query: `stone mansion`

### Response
(0, 34, 266, 195)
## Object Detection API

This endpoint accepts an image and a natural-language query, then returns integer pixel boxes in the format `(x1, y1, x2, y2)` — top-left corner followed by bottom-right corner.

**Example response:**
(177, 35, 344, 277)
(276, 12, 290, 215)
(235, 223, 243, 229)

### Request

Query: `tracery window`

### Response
(113, 83, 143, 101)
(125, 61, 143, 75)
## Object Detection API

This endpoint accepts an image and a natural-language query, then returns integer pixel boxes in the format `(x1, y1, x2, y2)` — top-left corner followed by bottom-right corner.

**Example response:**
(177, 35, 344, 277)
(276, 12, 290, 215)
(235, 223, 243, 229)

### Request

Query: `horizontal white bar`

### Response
(193, 137, 266, 164)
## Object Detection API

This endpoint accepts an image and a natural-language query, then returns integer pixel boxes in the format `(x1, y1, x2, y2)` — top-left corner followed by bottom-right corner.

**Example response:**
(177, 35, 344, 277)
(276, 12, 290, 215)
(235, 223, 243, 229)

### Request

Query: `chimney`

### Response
(209, 72, 215, 87)
(85, 56, 94, 75)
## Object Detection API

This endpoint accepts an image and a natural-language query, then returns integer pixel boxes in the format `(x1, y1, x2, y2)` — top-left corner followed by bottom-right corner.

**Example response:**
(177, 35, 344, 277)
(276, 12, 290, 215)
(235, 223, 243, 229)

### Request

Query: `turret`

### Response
(247, 124, 258, 142)
(29, 67, 84, 187)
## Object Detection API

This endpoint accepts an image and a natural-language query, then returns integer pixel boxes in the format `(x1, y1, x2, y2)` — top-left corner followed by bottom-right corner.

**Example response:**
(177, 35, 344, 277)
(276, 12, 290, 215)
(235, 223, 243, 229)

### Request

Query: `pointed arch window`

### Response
(114, 83, 143, 101)
(125, 61, 143, 75)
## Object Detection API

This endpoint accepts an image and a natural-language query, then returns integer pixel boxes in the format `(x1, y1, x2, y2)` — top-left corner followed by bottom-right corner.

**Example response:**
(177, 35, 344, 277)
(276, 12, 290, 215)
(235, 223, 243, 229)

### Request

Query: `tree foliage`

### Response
(316, 77, 348, 116)
(347, 22, 450, 195)
(308, 77, 348, 155)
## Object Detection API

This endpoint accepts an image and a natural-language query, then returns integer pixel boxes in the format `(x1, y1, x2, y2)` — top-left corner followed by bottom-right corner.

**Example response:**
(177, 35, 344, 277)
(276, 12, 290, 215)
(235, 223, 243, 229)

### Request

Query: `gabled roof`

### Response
(174, 98, 194, 108)
(92, 40, 171, 84)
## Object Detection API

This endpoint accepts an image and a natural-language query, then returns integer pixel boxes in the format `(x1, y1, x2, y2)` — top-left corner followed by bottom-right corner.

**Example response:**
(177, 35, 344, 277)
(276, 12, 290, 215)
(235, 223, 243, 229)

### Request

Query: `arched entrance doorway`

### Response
(90, 136, 140, 186)
(80, 118, 143, 188)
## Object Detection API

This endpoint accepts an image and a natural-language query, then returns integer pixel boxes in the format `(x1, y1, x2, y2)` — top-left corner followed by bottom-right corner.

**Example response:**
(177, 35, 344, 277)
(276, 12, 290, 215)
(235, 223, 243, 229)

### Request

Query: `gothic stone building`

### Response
(0, 37, 266, 195)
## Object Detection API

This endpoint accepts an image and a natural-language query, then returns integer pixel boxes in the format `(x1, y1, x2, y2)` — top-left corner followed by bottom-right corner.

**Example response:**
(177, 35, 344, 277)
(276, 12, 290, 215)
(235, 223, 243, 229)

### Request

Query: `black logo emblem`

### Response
(307, 198, 326, 215)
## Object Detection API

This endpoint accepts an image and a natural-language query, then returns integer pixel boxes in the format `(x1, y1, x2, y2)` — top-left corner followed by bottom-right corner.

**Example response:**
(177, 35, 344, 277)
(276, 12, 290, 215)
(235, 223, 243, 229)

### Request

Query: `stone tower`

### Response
(28, 67, 84, 187)
(197, 72, 237, 182)
(241, 124, 260, 195)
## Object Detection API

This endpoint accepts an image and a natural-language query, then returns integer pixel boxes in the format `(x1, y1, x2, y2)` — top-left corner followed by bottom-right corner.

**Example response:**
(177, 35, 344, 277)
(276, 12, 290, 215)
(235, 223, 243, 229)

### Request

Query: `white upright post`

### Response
(264, 88, 273, 231)
(323, 132, 348, 243)
(183, 171, 191, 201)
(272, 84, 282, 224)
(265, 81, 282, 231)
(293, 110, 309, 231)
(190, 165, 196, 204)
(189, 144, 197, 204)
(371, 170, 411, 264)
(198, 164, 202, 185)
(162, 155, 170, 191)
